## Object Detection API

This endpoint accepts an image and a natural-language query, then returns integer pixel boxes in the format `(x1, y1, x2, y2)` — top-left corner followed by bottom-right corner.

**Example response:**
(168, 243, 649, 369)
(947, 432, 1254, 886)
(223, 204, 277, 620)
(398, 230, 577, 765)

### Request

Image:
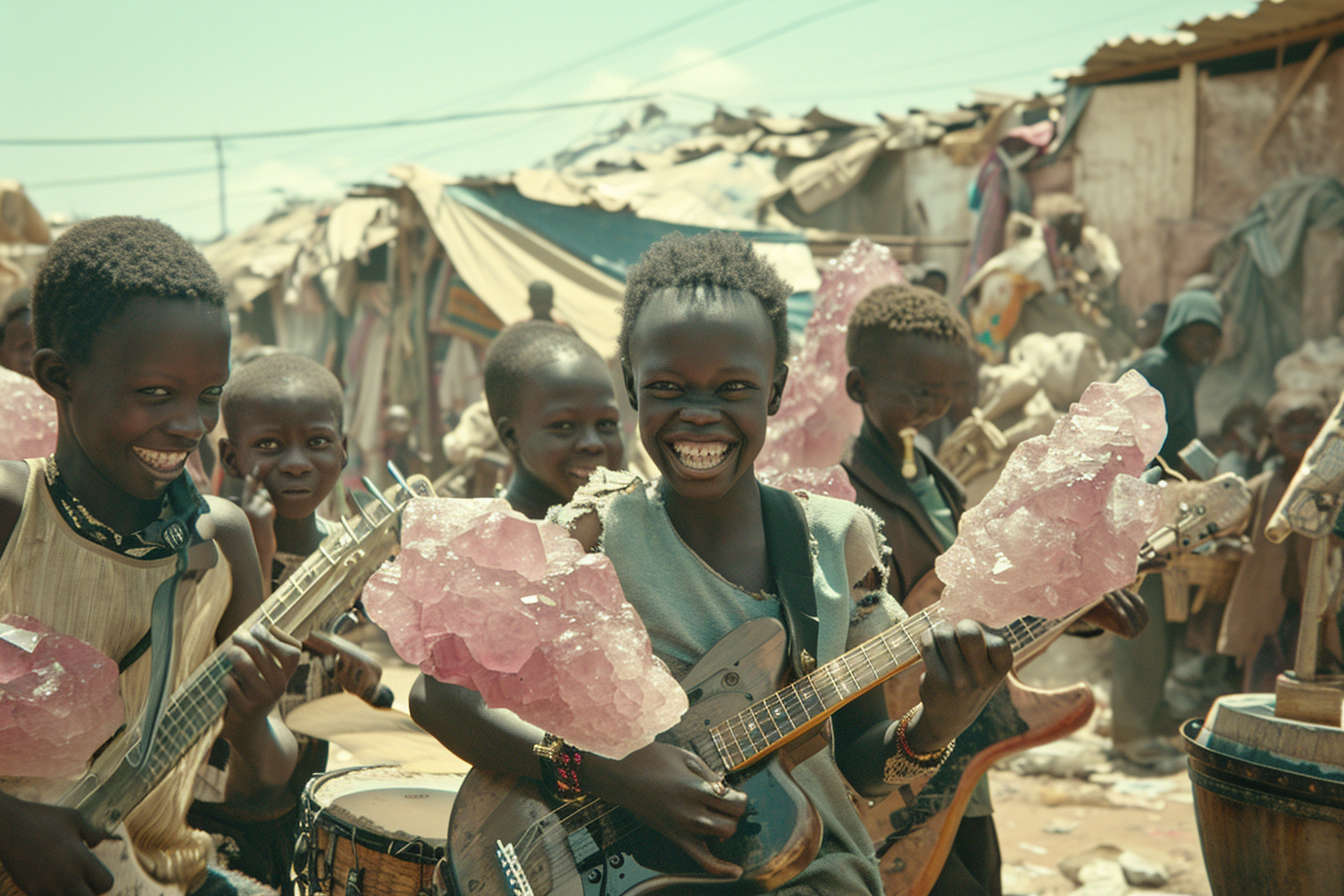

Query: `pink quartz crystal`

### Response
(0, 614, 124, 779)
(760, 465, 857, 501)
(364, 498, 689, 758)
(934, 370, 1166, 627)
(758, 239, 906, 474)
(0, 367, 57, 461)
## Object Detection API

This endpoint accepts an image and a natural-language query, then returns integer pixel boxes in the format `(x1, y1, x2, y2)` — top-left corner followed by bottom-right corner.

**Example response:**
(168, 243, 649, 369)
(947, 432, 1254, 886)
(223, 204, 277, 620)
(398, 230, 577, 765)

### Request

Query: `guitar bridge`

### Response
(496, 840, 535, 896)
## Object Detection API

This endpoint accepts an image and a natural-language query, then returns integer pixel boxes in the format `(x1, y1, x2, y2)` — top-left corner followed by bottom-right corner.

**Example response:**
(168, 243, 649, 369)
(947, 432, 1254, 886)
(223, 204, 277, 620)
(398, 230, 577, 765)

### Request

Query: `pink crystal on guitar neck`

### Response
(0, 367, 57, 461)
(0, 614, 124, 778)
(935, 370, 1166, 627)
(364, 498, 689, 758)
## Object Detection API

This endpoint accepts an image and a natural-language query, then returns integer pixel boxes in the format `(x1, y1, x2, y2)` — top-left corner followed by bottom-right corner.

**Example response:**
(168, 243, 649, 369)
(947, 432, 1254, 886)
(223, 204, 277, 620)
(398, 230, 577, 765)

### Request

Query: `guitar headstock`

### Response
(1139, 472, 1253, 562)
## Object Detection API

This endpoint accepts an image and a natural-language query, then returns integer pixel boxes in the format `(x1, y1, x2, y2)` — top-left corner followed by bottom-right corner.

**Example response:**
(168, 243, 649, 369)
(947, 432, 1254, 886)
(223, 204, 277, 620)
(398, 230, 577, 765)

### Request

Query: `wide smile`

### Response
(668, 440, 734, 476)
(132, 446, 190, 476)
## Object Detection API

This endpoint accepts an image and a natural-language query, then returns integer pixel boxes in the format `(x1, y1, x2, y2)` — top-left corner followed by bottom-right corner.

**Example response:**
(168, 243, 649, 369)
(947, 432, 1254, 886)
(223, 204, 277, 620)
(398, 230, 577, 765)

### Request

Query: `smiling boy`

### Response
(0, 217, 298, 896)
(483, 320, 625, 520)
(183, 351, 350, 892)
(413, 233, 1011, 894)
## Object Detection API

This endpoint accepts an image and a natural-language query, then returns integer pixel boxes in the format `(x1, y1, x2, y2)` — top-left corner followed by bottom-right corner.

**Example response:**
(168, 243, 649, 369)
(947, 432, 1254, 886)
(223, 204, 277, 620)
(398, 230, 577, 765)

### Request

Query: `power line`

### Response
(259, 0, 750, 171)
(26, 164, 217, 189)
(0, 93, 659, 147)
(627, 0, 885, 91)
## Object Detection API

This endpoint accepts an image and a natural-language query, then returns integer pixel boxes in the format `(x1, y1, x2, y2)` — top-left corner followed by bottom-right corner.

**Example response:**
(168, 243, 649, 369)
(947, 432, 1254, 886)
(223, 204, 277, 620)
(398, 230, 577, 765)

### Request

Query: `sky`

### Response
(4, 0, 1251, 243)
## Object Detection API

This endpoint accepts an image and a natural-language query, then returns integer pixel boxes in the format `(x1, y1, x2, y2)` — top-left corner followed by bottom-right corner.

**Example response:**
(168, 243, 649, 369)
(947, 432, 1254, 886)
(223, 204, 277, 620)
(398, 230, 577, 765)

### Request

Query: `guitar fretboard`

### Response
(122, 488, 406, 788)
(706, 609, 1059, 772)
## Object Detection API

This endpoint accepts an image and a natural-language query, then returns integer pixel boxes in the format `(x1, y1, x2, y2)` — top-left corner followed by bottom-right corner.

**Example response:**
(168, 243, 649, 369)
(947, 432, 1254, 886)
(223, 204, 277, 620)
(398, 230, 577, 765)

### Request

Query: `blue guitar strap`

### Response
(125, 473, 209, 769)
(759, 485, 820, 679)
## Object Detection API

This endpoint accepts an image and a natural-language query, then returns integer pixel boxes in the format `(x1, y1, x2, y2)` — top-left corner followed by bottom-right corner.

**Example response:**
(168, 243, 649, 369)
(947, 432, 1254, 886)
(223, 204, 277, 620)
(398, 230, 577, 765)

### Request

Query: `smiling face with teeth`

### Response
(625, 286, 786, 506)
(496, 349, 625, 520)
(39, 296, 230, 533)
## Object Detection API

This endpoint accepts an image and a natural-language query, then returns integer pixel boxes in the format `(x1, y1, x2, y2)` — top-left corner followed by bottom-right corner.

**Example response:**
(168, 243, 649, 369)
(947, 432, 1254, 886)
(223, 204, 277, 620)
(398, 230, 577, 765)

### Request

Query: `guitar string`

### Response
(510, 608, 1071, 878)
(122, 502, 394, 775)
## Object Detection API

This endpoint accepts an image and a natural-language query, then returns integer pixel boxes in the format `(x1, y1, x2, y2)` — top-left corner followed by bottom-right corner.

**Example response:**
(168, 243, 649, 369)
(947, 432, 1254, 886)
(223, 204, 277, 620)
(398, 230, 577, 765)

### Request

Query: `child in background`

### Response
(189, 351, 379, 893)
(482, 320, 626, 520)
(412, 232, 1012, 894)
(0, 287, 35, 376)
(1219, 390, 1342, 692)
(0, 216, 298, 896)
(841, 283, 1147, 895)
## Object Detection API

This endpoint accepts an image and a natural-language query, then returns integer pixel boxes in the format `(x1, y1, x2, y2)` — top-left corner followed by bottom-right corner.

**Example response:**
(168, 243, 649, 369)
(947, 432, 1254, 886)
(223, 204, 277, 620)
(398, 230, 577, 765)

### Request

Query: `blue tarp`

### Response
(447, 185, 814, 333)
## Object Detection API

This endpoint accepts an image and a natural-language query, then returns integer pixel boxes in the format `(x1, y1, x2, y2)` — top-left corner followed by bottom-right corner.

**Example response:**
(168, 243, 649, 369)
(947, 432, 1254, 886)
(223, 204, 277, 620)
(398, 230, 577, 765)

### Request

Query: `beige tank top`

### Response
(0, 458, 233, 889)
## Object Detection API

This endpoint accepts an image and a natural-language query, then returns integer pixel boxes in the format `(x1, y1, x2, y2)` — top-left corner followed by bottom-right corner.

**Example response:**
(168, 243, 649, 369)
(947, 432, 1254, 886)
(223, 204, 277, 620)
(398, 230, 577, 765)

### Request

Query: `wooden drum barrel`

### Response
(1182, 694, 1344, 896)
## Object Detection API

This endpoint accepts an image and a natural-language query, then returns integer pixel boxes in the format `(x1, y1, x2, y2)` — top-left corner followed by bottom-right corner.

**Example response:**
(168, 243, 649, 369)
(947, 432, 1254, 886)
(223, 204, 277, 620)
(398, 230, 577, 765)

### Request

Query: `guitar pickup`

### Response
(496, 840, 535, 896)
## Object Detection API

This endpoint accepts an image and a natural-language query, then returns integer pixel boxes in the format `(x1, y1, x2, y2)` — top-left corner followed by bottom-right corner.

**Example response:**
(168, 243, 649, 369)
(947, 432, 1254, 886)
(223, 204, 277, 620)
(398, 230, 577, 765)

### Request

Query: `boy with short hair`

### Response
(0, 216, 299, 896)
(841, 283, 1147, 895)
(412, 232, 1012, 894)
(482, 320, 625, 520)
(186, 351, 352, 891)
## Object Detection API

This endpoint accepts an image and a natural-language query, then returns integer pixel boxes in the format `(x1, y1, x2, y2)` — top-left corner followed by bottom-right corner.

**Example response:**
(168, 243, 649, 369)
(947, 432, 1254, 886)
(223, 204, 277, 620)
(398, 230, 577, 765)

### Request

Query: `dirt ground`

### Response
(353, 632, 1216, 896)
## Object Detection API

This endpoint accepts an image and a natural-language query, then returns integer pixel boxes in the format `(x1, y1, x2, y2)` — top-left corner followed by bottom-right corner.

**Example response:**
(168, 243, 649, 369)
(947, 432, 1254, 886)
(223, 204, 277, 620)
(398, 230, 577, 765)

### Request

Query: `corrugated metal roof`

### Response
(1073, 0, 1344, 84)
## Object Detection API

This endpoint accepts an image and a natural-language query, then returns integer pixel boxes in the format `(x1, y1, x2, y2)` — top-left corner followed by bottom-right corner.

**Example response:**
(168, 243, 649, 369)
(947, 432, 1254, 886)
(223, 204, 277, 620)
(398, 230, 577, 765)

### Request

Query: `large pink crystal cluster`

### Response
(364, 498, 689, 758)
(935, 370, 1166, 627)
(0, 614, 124, 779)
(760, 465, 857, 501)
(0, 367, 57, 461)
(757, 239, 905, 473)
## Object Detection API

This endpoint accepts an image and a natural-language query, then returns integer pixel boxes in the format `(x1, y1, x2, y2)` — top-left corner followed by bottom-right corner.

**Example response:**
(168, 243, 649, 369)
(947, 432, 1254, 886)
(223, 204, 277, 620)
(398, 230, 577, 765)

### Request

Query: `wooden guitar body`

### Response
(853, 674, 1094, 896)
(449, 617, 824, 896)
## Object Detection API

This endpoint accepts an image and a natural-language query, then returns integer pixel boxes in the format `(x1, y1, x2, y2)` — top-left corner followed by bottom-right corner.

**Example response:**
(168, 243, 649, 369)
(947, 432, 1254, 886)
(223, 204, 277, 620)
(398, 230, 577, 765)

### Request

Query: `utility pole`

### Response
(214, 136, 227, 239)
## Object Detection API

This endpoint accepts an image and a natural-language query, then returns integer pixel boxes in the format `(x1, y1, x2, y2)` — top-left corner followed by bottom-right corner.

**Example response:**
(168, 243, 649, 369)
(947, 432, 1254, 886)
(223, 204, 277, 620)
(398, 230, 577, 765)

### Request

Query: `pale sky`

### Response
(5, 0, 1245, 242)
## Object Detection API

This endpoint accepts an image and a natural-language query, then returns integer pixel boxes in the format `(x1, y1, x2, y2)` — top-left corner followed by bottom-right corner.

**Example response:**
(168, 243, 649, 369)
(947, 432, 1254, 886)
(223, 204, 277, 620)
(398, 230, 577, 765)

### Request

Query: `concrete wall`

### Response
(1073, 68, 1197, 314)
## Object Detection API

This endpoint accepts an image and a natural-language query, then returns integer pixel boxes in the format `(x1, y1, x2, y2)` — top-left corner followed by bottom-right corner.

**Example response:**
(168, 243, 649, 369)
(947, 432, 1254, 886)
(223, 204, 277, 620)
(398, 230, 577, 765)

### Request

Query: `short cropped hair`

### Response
(32, 216, 227, 365)
(620, 231, 792, 370)
(845, 282, 971, 365)
(484, 321, 606, 422)
(221, 352, 345, 434)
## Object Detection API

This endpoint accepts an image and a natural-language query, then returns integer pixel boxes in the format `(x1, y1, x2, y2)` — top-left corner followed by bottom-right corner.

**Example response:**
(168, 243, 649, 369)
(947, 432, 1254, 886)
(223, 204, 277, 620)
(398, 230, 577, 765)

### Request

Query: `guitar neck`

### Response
(706, 604, 1080, 773)
(62, 477, 424, 830)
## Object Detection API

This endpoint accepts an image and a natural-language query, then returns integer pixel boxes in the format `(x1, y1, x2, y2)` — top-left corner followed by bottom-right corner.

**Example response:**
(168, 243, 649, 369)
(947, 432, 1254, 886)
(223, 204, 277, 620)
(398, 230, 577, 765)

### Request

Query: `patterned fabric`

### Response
(44, 455, 175, 559)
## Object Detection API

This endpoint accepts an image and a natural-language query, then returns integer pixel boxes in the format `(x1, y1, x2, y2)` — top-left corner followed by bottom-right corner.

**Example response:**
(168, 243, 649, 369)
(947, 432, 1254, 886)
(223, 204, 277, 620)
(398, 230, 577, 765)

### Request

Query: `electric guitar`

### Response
(0, 474, 433, 896)
(448, 597, 1105, 896)
(863, 471, 1254, 896)
(447, 473, 1254, 896)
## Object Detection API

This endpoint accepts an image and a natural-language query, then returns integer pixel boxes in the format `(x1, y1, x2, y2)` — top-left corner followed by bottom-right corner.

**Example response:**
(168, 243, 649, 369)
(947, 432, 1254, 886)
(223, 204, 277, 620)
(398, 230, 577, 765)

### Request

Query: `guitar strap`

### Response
(759, 485, 820, 679)
(125, 472, 210, 769)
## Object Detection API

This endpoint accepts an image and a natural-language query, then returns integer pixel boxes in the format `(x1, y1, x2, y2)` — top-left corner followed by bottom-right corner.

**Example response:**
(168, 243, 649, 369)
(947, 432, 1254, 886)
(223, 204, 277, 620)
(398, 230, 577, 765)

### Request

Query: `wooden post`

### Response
(1252, 39, 1331, 157)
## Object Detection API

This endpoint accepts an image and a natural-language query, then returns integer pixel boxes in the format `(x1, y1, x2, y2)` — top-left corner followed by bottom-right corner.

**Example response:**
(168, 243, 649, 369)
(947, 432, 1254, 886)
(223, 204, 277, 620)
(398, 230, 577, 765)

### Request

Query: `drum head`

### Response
(308, 766, 464, 846)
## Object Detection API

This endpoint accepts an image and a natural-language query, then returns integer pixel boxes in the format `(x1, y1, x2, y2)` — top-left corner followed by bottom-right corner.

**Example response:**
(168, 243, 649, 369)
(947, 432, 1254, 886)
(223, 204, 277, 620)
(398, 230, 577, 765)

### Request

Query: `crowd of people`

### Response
(0, 212, 1336, 896)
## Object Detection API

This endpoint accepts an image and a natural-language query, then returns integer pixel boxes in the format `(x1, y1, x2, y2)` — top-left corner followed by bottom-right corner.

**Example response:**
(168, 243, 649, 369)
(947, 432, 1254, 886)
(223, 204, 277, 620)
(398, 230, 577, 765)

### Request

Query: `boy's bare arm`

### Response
(0, 460, 30, 561)
(206, 496, 301, 800)
(412, 674, 747, 878)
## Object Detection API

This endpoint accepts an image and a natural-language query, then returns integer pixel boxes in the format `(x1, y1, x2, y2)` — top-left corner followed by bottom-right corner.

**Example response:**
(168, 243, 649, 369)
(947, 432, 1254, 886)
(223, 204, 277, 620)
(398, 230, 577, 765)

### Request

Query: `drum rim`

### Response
(301, 766, 452, 862)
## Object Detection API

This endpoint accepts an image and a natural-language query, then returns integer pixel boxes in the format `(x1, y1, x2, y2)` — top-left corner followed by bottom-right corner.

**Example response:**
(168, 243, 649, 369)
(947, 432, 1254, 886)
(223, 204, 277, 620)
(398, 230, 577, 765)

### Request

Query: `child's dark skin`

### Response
(494, 350, 625, 521)
(413, 288, 1012, 879)
(0, 296, 299, 896)
(845, 330, 1149, 636)
(217, 386, 348, 575)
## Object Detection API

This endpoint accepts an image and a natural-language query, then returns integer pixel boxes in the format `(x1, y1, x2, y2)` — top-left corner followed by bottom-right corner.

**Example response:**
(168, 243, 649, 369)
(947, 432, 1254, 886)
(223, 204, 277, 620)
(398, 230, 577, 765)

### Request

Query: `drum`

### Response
(296, 766, 463, 896)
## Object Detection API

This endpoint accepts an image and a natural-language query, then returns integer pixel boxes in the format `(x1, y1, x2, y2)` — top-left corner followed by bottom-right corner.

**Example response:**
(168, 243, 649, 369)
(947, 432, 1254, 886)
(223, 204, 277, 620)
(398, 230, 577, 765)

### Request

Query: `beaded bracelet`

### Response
(534, 733, 585, 801)
(882, 707, 955, 784)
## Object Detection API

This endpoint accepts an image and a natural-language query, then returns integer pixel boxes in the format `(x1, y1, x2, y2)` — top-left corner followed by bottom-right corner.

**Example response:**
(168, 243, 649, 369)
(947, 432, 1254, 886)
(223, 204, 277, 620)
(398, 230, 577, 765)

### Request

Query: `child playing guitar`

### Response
(412, 232, 1011, 894)
(0, 217, 299, 896)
